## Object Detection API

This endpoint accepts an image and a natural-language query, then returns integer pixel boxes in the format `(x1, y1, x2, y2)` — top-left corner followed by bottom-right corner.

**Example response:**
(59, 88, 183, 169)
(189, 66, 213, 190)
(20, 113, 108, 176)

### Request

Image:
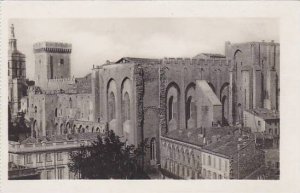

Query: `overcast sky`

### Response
(10, 18, 279, 79)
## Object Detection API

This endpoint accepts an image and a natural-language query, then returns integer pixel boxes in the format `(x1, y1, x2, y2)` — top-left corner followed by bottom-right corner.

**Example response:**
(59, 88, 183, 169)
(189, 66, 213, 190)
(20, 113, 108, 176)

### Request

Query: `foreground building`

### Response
(160, 127, 265, 179)
(9, 132, 103, 179)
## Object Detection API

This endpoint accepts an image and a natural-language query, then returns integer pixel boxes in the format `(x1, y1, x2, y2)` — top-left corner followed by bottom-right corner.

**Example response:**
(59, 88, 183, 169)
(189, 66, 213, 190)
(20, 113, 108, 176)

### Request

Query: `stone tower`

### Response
(226, 41, 280, 125)
(8, 24, 27, 117)
(33, 42, 72, 89)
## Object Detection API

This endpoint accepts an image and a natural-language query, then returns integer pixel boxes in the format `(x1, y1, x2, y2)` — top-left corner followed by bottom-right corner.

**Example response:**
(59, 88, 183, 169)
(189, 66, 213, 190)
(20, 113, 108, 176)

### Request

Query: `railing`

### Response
(9, 140, 91, 153)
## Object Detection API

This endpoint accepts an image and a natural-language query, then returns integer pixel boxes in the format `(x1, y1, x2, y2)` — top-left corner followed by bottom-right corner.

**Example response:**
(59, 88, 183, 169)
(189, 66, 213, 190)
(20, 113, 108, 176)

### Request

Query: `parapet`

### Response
(33, 42, 72, 53)
(162, 57, 229, 66)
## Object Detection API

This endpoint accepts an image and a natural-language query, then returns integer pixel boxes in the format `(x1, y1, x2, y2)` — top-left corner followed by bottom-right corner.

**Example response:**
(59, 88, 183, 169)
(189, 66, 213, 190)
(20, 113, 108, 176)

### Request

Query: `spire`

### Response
(10, 24, 15, 39)
(9, 24, 17, 51)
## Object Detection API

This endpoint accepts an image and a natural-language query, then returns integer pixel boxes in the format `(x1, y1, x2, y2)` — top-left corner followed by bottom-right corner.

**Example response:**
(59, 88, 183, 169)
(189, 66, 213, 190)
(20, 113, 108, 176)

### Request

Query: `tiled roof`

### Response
(163, 126, 240, 147)
(114, 57, 162, 65)
(203, 134, 254, 157)
(164, 126, 254, 157)
(193, 53, 226, 59)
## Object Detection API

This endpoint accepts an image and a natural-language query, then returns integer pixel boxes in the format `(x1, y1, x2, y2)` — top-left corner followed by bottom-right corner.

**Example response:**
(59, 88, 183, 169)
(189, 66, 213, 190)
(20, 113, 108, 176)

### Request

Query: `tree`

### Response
(9, 111, 31, 141)
(68, 130, 149, 179)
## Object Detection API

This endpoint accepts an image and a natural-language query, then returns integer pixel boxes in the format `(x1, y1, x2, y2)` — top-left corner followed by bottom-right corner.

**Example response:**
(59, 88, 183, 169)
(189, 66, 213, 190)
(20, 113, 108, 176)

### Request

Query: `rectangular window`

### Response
(219, 158, 222, 170)
(50, 56, 53, 79)
(213, 157, 216, 168)
(36, 153, 42, 163)
(46, 170, 52, 179)
(46, 153, 52, 162)
(57, 152, 63, 161)
(26, 154, 32, 164)
(58, 168, 64, 179)
(258, 120, 261, 126)
(60, 59, 64, 65)
(225, 160, 228, 171)
(69, 171, 74, 179)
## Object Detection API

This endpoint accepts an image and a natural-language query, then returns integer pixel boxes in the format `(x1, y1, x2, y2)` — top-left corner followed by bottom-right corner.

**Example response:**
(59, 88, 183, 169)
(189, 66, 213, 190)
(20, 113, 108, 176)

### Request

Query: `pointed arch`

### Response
(150, 138, 157, 161)
(185, 82, 196, 129)
(107, 78, 117, 122)
(220, 82, 230, 99)
(166, 82, 181, 133)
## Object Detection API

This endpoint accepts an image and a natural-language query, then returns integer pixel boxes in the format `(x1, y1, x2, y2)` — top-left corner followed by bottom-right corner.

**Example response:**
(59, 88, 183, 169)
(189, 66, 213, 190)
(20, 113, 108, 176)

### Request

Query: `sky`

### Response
(10, 18, 279, 80)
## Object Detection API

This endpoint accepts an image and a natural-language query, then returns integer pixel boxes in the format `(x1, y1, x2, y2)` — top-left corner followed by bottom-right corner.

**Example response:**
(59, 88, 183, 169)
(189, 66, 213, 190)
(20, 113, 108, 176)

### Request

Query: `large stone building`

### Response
(9, 24, 279, 179)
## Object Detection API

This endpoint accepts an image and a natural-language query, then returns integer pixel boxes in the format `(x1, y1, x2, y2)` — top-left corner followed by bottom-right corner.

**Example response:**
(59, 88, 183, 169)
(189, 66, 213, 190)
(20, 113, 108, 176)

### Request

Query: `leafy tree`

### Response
(68, 130, 149, 179)
(9, 111, 31, 141)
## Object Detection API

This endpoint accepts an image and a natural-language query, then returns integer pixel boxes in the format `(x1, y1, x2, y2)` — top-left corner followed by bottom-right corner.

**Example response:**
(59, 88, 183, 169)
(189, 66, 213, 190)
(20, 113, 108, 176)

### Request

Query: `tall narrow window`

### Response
(50, 56, 54, 79)
(60, 59, 64, 65)
(168, 96, 174, 121)
(69, 98, 72, 108)
(186, 96, 192, 120)
(108, 92, 116, 121)
(123, 92, 130, 120)
(150, 138, 156, 161)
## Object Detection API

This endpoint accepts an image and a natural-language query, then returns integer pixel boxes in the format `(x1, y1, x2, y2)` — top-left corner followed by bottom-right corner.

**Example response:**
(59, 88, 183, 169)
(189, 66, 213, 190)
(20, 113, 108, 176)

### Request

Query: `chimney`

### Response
(203, 137, 206, 145)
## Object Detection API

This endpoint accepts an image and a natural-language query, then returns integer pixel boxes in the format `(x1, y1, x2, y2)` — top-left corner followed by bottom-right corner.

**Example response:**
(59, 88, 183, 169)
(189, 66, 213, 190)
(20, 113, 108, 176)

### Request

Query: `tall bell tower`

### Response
(8, 24, 27, 117)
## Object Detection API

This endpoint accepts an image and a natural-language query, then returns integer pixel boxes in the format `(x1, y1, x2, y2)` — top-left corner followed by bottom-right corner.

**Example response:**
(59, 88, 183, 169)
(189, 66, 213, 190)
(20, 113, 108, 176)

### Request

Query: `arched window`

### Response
(55, 108, 58, 117)
(186, 96, 192, 120)
(96, 127, 100, 132)
(69, 98, 72, 108)
(168, 96, 173, 121)
(78, 125, 82, 133)
(33, 120, 37, 138)
(150, 138, 156, 161)
(60, 124, 64, 135)
(72, 125, 76, 134)
(123, 92, 130, 120)
(108, 92, 116, 121)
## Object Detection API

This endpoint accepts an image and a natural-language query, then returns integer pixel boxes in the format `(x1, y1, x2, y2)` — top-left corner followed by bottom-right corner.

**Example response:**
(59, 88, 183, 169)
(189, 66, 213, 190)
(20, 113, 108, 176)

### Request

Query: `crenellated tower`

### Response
(33, 42, 72, 89)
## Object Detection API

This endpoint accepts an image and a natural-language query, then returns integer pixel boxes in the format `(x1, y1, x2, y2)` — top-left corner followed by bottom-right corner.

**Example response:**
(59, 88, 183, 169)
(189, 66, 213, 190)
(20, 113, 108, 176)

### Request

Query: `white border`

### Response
(1, 1, 300, 193)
